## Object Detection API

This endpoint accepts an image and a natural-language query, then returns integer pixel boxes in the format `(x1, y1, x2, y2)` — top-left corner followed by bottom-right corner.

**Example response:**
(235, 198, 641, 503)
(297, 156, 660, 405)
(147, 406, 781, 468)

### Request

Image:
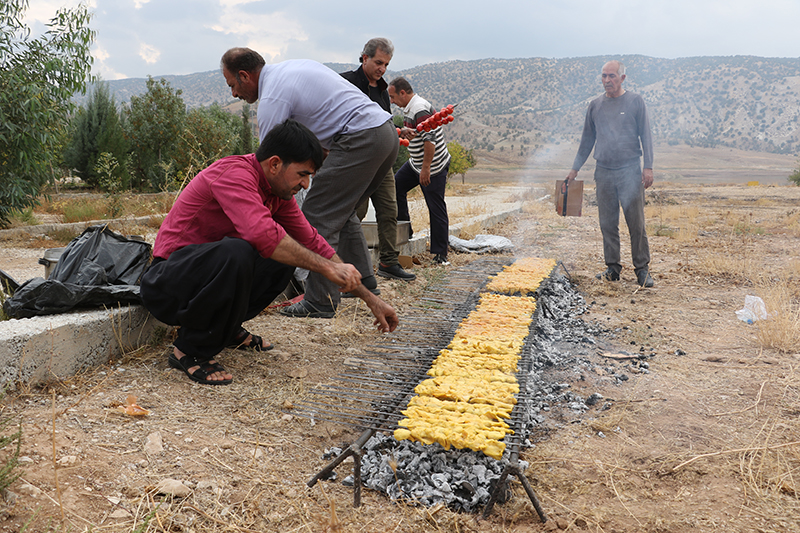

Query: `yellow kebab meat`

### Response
(395, 259, 554, 459)
(486, 257, 557, 295)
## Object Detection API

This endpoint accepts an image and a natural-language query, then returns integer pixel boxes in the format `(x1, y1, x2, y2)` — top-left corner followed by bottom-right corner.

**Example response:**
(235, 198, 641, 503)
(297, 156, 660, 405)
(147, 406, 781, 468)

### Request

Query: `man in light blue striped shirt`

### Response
(389, 77, 452, 265)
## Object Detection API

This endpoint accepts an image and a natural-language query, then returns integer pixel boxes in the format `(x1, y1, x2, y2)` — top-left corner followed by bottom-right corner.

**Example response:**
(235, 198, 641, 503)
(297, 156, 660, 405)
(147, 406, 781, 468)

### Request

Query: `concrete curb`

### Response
(0, 215, 161, 240)
(0, 305, 167, 388)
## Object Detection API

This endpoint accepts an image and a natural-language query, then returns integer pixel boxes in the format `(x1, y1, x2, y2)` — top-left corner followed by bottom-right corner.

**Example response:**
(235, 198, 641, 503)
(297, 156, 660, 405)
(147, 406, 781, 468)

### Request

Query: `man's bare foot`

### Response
(228, 328, 273, 351)
(169, 347, 233, 385)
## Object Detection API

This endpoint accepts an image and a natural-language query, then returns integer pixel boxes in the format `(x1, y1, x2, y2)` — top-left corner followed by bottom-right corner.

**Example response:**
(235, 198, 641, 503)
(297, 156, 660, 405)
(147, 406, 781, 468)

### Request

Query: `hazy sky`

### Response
(25, 0, 800, 80)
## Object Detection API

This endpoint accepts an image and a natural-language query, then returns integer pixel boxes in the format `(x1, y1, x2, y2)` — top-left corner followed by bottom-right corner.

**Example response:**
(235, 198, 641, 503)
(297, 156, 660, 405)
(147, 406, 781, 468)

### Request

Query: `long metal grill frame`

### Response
(302, 257, 548, 522)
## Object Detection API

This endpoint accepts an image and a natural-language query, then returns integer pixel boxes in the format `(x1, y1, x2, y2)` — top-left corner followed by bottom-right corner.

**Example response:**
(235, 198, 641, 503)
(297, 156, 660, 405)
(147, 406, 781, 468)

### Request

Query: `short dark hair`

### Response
(389, 76, 413, 94)
(220, 47, 266, 80)
(360, 38, 394, 63)
(255, 119, 324, 171)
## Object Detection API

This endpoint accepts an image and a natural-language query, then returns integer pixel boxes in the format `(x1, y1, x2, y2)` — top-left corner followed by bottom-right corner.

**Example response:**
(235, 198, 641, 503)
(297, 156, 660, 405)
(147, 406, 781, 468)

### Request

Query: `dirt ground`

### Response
(2, 178, 800, 533)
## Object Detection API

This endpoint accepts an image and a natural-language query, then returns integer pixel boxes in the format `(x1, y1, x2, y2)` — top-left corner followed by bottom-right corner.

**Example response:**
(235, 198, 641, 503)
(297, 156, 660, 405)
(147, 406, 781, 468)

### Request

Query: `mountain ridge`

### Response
(82, 55, 800, 156)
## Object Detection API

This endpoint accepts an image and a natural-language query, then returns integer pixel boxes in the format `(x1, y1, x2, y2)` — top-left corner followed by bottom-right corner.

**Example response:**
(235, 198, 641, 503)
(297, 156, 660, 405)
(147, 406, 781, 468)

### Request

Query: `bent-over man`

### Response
(220, 48, 399, 317)
(565, 60, 655, 287)
(140, 120, 398, 385)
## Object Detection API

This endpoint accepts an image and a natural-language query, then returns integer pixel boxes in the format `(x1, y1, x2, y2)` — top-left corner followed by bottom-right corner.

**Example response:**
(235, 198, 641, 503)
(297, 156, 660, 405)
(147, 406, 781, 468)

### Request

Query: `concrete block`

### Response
(0, 305, 167, 387)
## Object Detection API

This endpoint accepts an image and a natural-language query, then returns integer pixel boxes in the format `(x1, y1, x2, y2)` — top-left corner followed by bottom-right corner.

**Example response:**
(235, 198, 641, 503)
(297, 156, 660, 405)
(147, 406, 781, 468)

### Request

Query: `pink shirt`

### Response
(153, 154, 334, 261)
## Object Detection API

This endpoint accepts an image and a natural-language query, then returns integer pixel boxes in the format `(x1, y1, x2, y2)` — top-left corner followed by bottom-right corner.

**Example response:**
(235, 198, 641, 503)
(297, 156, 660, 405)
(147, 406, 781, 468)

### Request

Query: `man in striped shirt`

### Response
(388, 77, 452, 265)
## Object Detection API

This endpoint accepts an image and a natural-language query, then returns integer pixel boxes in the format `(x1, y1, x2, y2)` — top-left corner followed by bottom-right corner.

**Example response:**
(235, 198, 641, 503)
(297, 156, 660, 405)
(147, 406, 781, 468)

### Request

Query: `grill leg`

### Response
(308, 428, 377, 508)
(515, 465, 547, 523)
(353, 446, 363, 508)
(482, 463, 547, 523)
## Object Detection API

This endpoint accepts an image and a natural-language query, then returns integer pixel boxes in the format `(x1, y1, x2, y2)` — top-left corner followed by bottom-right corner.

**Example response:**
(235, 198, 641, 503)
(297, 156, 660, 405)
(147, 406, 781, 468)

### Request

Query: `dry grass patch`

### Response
(754, 279, 800, 353)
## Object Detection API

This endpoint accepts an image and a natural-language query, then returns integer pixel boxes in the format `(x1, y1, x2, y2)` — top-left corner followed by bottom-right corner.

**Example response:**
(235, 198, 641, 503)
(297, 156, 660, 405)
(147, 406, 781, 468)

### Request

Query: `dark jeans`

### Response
(395, 161, 450, 256)
(140, 237, 293, 361)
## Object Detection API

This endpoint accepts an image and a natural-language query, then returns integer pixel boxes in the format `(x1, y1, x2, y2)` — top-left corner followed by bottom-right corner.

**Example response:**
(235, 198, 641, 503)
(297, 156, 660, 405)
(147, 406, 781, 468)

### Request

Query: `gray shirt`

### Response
(572, 91, 653, 171)
(257, 59, 391, 148)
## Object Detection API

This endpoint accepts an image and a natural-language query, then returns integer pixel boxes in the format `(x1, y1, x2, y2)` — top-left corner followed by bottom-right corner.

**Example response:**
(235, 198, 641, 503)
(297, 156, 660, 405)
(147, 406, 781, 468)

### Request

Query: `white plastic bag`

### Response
(735, 295, 768, 324)
(448, 234, 514, 254)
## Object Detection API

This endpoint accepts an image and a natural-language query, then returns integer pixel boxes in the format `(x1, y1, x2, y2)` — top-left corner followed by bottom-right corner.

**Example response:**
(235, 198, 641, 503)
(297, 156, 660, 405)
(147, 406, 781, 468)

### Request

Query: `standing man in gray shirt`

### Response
(565, 60, 655, 288)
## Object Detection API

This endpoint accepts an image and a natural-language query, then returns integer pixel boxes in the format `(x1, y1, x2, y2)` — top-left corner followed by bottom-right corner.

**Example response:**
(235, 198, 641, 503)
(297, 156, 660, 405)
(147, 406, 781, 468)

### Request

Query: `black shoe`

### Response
(433, 254, 450, 266)
(596, 268, 620, 281)
(377, 262, 416, 281)
(636, 269, 655, 288)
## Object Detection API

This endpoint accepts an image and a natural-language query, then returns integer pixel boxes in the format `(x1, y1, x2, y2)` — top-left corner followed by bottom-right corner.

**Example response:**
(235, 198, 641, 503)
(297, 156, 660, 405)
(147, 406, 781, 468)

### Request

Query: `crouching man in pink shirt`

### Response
(140, 119, 398, 385)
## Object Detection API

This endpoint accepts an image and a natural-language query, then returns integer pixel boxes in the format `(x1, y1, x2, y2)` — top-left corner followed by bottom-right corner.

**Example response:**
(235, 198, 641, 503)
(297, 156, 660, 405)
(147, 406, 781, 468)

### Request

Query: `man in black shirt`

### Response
(341, 38, 416, 283)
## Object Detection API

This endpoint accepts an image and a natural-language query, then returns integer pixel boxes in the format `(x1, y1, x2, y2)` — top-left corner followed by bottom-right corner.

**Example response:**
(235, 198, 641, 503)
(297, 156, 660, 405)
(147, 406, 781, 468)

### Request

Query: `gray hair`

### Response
(604, 60, 626, 76)
(360, 38, 394, 62)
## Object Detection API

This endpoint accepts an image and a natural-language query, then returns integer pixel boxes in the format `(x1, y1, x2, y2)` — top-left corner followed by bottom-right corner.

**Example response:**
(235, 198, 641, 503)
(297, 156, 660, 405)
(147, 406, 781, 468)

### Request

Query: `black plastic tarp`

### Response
(3, 225, 152, 318)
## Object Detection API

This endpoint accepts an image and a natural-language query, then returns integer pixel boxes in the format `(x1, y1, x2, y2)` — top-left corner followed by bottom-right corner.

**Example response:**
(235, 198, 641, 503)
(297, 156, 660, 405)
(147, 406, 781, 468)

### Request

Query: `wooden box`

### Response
(554, 179, 583, 217)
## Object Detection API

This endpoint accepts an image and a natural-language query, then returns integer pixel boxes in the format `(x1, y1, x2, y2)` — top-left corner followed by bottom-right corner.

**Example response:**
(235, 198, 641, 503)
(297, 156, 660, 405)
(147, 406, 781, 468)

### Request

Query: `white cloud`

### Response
(139, 43, 161, 64)
(92, 44, 127, 80)
(133, 0, 151, 8)
(22, 0, 97, 31)
(211, 5, 308, 63)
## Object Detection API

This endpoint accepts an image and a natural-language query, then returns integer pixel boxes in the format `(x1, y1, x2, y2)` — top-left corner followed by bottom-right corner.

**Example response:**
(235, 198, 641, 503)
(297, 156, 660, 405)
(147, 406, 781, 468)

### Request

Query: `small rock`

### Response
(17, 456, 34, 465)
(18, 482, 41, 497)
(219, 439, 236, 450)
(144, 432, 163, 455)
(109, 509, 130, 519)
(557, 517, 570, 529)
(57, 455, 78, 466)
(155, 478, 192, 498)
(1, 489, 17, 505)
(281, 414, 293, 422)
(585, 393, 603, 406)
(286, 368, 308, 379)
(197, 480, 218, 491)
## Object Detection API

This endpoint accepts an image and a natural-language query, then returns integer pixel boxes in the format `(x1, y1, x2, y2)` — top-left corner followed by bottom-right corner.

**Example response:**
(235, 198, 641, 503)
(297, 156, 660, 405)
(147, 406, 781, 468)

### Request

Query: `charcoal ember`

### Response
(322, 447, 342, 460)
(586, 393, 604, 406)
(430, 473, 452, 493)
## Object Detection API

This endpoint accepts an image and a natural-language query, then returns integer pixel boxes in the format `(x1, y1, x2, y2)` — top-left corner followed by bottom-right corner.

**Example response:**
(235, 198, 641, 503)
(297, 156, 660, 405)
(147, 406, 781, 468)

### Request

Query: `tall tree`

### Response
(172, 104, 240, 182)
(0, 0, 95, 227)
(125, 76, 186, 191)
(62, 81, 129, 188)
(239, 103, 254, 155)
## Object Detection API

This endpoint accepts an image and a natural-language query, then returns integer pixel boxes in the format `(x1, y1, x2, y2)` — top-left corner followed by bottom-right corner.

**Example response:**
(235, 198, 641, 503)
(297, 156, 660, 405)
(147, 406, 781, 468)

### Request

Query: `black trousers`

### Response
(395, 160, 450, 256)
(140, 237, 294, 361)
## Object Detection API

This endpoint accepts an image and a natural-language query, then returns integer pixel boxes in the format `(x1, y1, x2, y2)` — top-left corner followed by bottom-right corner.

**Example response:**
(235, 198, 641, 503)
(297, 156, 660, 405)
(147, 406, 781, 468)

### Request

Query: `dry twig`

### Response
(673, 440, 800, 472)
